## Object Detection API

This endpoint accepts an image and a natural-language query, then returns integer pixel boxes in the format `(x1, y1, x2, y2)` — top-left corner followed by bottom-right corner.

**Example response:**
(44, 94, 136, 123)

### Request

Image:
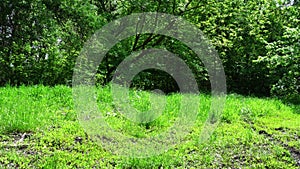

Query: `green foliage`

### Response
(86, 0, 300, 99)
(0, 0, 299, 98)
(255, 4, 300, 102)
(0, 0, 105, 86)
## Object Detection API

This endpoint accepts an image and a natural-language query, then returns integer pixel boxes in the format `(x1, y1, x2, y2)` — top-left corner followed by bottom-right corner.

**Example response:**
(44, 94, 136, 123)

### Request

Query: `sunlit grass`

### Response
(0, 85, 74, 133)
(0, 85, 299, 168)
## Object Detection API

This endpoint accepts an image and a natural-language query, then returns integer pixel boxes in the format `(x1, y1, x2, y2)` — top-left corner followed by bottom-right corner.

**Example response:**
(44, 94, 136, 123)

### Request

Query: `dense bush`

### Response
(255, 3, 300, 102)
(0, 0, 299, 100)
(0, 0, 105, 85)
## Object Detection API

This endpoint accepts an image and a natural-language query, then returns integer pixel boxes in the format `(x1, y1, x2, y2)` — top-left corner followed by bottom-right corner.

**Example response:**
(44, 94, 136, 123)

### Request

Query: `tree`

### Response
(0, 0, 105, 85)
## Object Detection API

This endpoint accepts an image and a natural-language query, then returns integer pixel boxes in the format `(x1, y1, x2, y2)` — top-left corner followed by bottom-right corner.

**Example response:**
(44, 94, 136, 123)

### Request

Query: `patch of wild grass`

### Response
(0, 85, 300, 168)
(0, 85, 74, 134)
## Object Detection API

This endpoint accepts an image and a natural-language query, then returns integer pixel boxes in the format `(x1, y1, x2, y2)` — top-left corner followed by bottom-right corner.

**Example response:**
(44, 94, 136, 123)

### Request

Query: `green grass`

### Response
(0, 85, 299, 168)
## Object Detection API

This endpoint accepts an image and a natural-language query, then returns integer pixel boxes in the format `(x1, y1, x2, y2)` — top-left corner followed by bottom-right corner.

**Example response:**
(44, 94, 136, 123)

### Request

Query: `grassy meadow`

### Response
(0, 85, 299, 168)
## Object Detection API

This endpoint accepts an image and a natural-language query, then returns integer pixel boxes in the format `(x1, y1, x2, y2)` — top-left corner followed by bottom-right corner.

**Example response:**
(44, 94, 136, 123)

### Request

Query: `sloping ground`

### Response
(0, 85, 299, 168)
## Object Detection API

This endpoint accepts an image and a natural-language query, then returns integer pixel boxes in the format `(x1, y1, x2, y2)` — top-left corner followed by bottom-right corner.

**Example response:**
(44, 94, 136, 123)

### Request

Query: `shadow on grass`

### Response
(280, 95, 300, 115)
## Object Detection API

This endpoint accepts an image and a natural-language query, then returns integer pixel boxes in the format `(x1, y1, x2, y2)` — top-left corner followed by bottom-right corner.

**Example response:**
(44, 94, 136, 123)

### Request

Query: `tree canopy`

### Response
(0, 0, 299, 101)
